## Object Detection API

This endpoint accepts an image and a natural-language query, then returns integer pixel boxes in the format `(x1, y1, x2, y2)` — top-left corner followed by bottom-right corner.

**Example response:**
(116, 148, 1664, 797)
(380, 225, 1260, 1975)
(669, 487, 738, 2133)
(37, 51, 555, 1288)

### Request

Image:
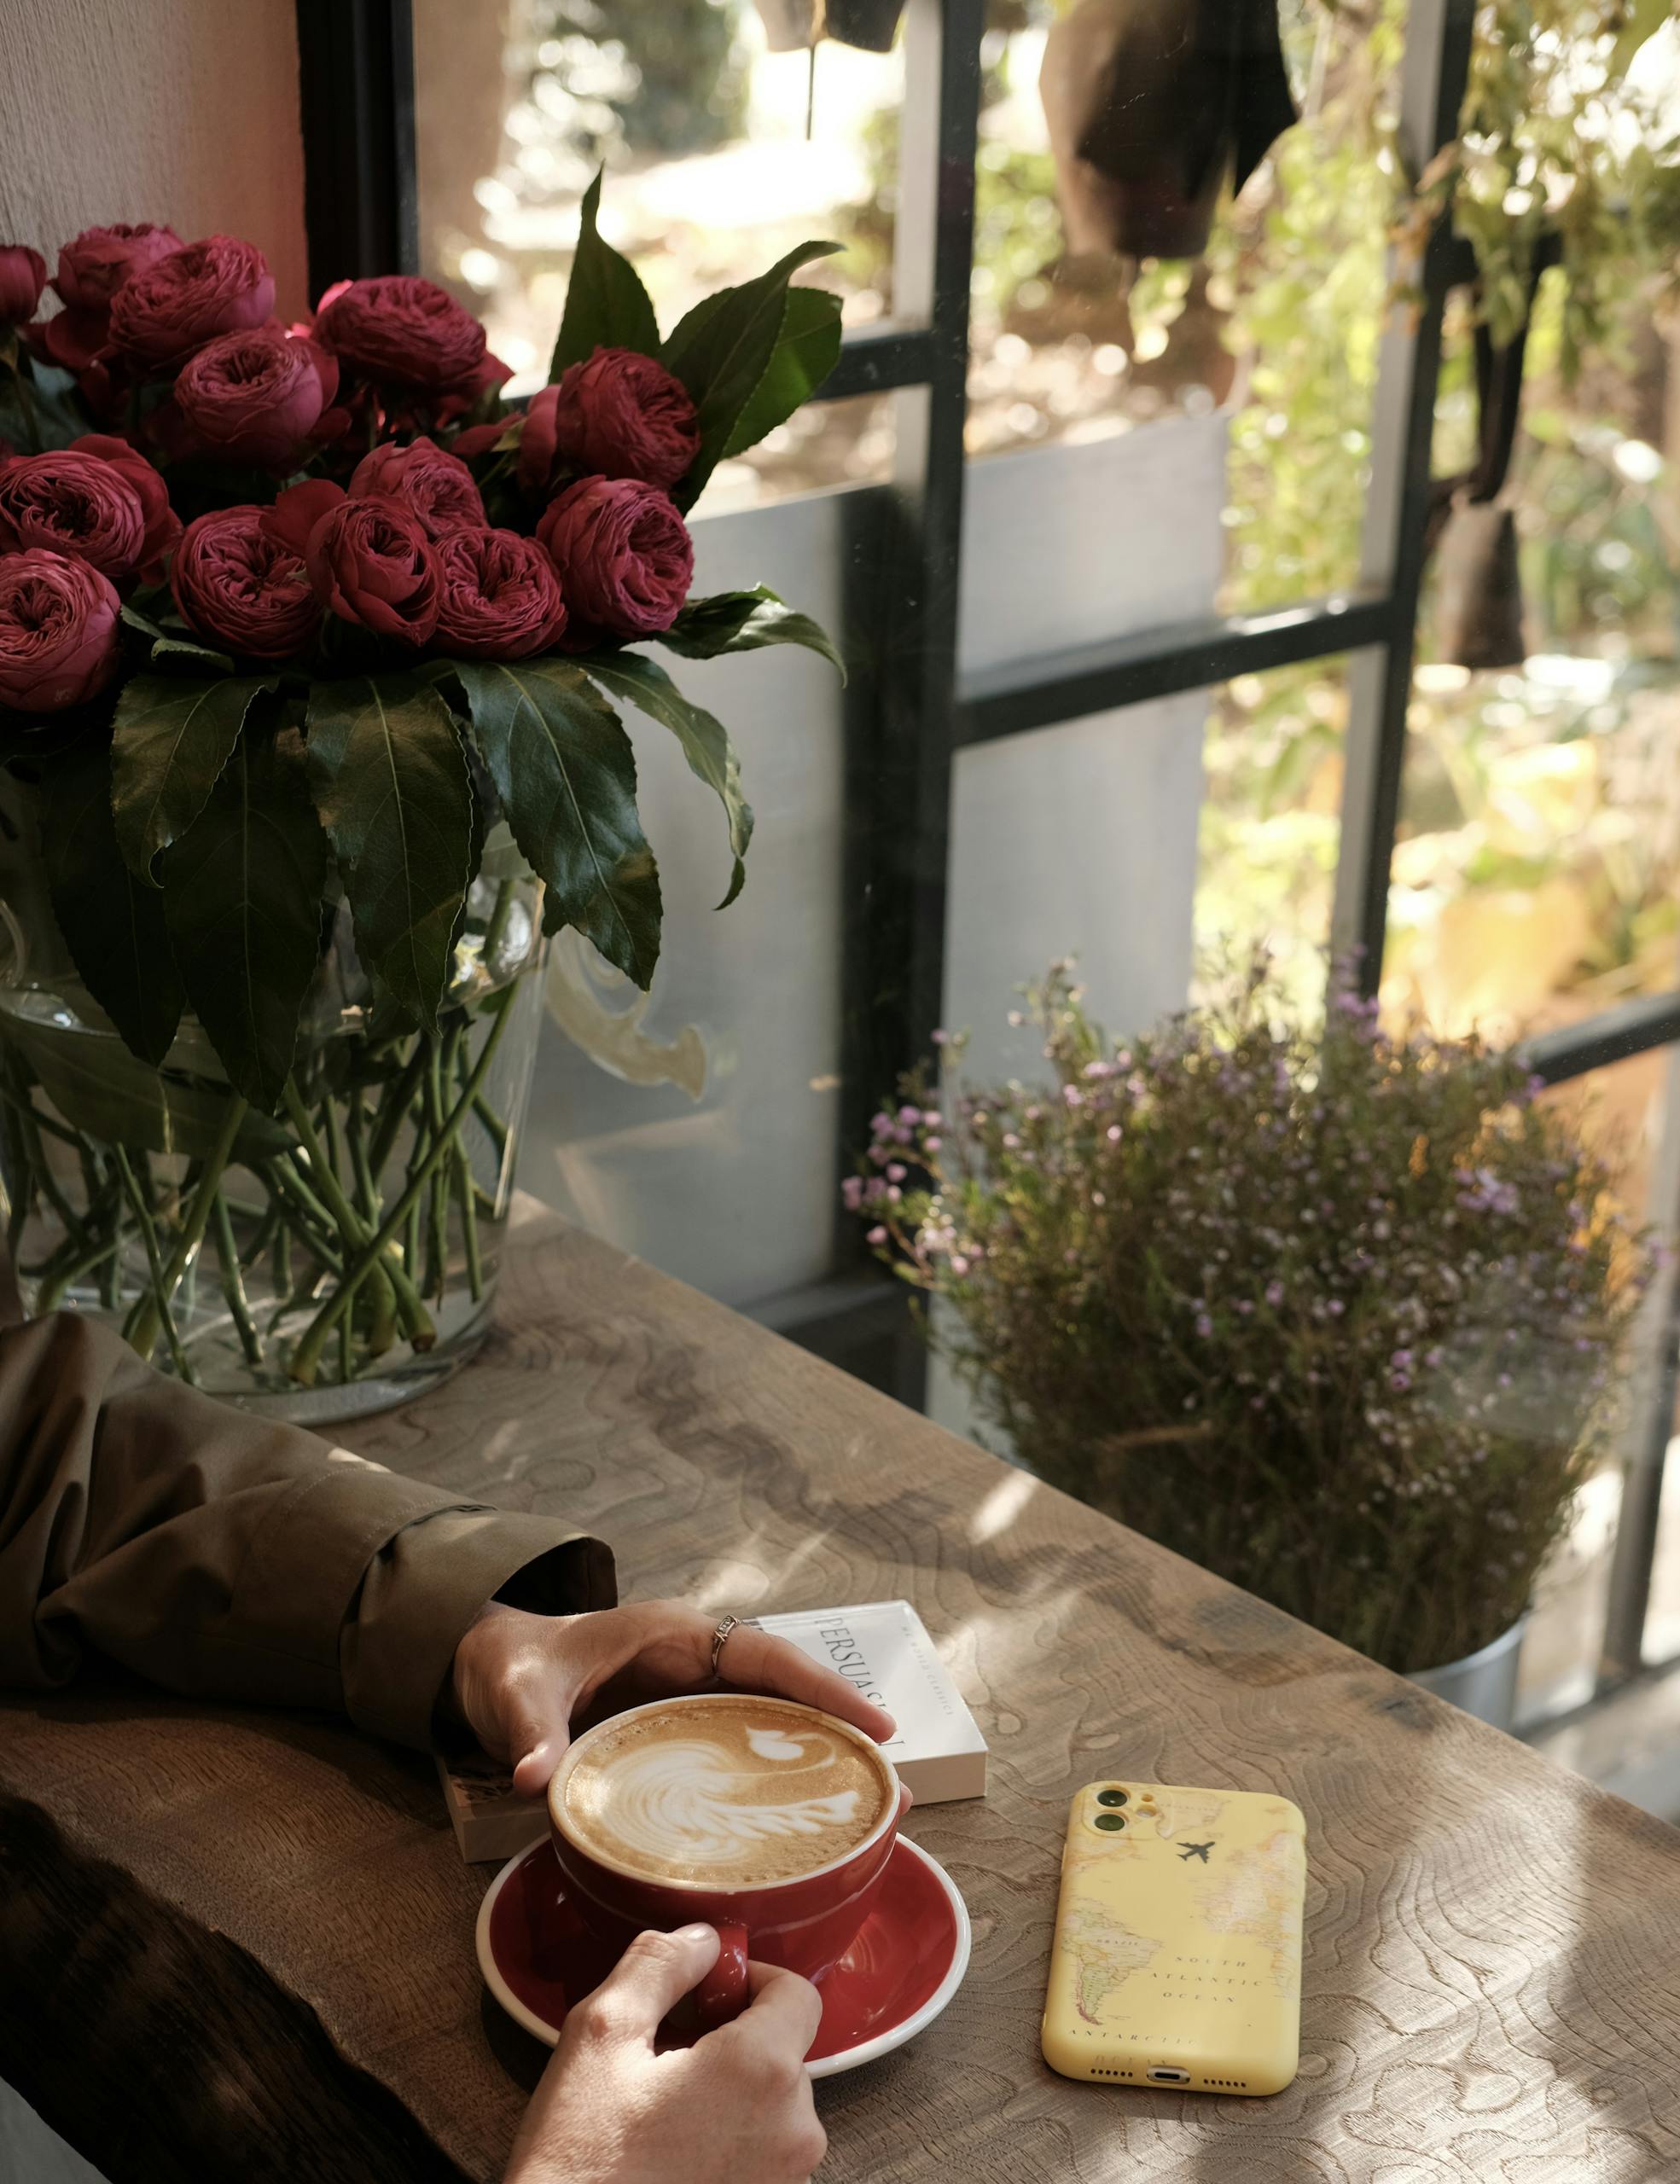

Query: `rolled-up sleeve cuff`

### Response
(341, 1507, 616, 1750)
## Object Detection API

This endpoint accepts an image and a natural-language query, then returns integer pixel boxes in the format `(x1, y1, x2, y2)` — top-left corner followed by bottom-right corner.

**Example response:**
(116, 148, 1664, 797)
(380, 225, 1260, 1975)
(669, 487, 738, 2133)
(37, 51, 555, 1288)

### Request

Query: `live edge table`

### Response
(3, 1209, 1680, 2184)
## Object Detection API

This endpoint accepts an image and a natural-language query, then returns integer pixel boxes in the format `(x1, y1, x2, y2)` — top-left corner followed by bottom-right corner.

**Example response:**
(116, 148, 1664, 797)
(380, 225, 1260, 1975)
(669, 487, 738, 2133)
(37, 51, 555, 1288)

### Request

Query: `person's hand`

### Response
(451, 1599, 896, 1797)
(503, 1925, 826, 2184)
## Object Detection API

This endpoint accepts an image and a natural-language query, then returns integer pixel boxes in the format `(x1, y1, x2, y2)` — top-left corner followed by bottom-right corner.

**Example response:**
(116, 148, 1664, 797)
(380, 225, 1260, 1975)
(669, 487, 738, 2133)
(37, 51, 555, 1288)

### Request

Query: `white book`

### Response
(747, 1600, 988, 1808)
(438, 1597, 987, 1863)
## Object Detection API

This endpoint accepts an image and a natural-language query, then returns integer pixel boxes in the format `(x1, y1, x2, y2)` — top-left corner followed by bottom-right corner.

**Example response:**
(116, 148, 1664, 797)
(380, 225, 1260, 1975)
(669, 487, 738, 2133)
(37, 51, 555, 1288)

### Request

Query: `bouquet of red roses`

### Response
(0, 178, 840, 1103)
(0, 183, 841, 1399)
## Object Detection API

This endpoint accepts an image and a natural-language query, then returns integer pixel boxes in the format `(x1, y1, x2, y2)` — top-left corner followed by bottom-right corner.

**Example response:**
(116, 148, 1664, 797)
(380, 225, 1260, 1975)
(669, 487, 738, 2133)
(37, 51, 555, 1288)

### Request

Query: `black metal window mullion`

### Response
(295, 0, 417, 298)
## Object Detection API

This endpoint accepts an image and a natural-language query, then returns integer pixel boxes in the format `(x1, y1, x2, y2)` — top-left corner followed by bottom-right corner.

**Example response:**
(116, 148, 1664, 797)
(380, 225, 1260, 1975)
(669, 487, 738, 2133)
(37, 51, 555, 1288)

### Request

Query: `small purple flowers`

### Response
(838, 951, 1645, 1676)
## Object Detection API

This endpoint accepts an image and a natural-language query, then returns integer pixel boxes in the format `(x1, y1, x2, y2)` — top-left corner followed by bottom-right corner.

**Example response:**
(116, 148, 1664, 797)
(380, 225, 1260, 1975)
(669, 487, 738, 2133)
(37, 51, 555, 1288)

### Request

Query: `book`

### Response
(437, 1597, 988, 1863)
(748, 1599, 989, 1809)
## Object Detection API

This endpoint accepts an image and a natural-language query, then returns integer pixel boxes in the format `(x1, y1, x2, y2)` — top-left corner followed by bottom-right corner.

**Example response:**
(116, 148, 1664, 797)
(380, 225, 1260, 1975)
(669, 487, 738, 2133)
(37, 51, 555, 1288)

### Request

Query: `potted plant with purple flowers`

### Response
(846, 956, 1647, 1728)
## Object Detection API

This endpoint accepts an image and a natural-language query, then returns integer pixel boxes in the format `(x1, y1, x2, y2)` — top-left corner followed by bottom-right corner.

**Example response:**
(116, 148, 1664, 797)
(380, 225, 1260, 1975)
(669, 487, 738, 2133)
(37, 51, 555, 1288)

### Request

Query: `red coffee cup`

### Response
(548, 1694, 906, 2028)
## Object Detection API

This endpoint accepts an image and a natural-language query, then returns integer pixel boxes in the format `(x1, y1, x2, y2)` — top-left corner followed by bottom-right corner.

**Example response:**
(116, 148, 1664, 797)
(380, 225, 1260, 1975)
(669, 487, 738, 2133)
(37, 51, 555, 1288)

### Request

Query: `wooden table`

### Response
(3, 1205, 1679, 2183)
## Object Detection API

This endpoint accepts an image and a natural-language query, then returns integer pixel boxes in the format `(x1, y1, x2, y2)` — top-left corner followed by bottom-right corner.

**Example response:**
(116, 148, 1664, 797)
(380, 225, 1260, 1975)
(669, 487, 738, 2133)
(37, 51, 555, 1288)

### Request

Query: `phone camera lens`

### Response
(1093, 1813, 1128, 1832)
(1096, 1788, 1129, 1808)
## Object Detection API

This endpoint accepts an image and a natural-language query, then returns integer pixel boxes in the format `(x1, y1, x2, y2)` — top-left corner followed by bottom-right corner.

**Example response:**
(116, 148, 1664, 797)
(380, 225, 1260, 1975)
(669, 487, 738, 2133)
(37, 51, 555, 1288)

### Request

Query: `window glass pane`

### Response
(1646, 1391, 1680, 1668)
(1514, 1048, 1676, 1723)
(1389, 233, 1680, 1042)
(412, 0, 900, 503)
(968, 0, 1393, 608)
(1197, 653, 1357, 1013)
(517, 490, 852, 1308)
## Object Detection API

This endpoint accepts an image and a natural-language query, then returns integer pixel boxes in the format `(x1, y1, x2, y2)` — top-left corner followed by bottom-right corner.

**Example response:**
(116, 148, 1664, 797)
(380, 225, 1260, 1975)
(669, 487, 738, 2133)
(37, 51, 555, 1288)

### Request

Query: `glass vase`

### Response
(0, 822, 547, 1425)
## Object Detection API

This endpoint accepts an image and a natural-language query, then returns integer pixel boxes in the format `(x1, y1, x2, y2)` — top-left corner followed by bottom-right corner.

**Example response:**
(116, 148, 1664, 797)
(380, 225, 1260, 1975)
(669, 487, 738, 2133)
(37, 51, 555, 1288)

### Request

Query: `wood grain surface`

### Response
(3, 1201, 1679, 2184)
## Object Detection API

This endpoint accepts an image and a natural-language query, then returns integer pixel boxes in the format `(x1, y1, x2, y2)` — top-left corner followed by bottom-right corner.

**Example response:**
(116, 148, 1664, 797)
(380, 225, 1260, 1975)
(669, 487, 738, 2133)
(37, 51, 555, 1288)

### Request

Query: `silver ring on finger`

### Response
(709, 1613, 742, 1679)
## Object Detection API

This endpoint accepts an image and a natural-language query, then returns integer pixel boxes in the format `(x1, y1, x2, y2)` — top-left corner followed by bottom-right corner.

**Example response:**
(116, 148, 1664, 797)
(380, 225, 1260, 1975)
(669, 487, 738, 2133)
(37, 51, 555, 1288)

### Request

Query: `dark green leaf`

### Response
(305, 671, 475, 1033)
(0, 1014, 288, 1162)
(661, 241, 844, 509)
(39, 738, 183, 1066)
(658, 585, 846, 677)
(548, 169, 661, 380)
(722, 285, 843, 460)
(148, 635, 237, 677)
(584, 652, 752, 910)
(111, 672, 277, 880)
(454, 658, 661, 989)
(119, 602, 169, 645)
(161, 723, 328, 1112)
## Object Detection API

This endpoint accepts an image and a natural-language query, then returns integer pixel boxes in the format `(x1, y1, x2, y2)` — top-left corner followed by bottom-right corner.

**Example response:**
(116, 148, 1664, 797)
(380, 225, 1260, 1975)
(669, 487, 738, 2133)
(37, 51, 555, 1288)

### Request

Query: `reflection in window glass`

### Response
(963, 1, 1393, 608)
(1195, 656, 1353, 1013)
(1387, 255, 1680, 1044)
(1647, 1395, 1680, 1667)
(413, 0, 900, 504)
(1516, 1050, 1675, 1723)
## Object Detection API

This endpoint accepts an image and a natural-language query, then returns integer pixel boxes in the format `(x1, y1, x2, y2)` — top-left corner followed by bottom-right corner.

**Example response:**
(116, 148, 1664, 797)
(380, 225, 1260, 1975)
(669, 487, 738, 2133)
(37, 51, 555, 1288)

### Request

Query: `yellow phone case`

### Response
(1041, 1779, 1305, 2094)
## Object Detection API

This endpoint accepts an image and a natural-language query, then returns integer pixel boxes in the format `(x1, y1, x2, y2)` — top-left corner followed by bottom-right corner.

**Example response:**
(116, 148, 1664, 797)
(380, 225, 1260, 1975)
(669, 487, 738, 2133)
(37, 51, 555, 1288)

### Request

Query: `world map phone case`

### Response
(1041, 1779, 1305, 2094)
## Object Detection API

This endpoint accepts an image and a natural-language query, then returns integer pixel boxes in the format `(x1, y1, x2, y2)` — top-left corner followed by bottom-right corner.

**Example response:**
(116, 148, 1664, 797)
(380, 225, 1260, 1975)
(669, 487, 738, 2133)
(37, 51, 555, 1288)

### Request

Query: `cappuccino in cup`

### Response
(555, 1693, 897, 1887)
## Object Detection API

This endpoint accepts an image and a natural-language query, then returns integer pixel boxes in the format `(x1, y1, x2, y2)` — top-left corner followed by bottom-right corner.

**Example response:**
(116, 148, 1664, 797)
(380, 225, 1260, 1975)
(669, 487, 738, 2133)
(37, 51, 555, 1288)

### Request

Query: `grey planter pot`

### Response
(1407, 1618, 1526, 1734)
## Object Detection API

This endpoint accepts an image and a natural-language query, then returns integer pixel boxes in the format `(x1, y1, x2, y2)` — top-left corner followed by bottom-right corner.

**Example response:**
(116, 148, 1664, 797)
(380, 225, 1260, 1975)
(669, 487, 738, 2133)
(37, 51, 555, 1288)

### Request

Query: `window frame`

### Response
(296, 0, 1680, 1712)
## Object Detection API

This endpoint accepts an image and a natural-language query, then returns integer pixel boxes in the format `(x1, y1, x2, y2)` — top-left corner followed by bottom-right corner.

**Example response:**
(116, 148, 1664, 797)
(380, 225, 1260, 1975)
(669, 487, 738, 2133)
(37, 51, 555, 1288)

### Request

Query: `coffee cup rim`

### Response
(548, 1691, 902, 1893)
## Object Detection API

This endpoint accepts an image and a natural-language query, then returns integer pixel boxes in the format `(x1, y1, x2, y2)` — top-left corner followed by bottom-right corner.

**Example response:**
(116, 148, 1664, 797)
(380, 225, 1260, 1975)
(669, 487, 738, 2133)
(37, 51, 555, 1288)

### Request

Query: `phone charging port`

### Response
(1146, 2066, 1191, 2084)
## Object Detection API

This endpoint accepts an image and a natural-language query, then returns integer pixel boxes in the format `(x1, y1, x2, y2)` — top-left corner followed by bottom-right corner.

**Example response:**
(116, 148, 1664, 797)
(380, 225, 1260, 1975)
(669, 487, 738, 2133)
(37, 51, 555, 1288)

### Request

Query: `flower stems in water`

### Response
(0, 981, 520, 1395)
(288, 986, 515, 1385)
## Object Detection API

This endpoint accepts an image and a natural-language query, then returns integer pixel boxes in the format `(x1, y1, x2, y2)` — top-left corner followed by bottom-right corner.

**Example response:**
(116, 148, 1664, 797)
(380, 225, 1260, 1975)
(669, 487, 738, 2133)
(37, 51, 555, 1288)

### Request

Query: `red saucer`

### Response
(477, 1833, 971, 2077)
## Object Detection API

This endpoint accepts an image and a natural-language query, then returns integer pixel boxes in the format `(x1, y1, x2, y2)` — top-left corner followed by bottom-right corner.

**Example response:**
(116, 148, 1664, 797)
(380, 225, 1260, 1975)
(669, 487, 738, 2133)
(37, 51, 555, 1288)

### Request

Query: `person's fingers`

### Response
(498, 1660, 582, 1798)
(724, 1960, 825, 2065)
(498, 1609, 653, 1795)
(571, 1925, 722, 2046)
(715, 1624, 897, 1743)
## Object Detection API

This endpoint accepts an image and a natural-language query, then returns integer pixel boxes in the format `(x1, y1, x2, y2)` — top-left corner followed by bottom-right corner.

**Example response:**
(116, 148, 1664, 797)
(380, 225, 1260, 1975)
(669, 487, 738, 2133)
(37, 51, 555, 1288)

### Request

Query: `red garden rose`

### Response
(304, 497, 440, 644)
(0, 437, 177, 586)
(108, 235, 275, 366)
(67, 433, 181, 577)
(0, 247, 47, 331)
(349, 434, 485, 538)
(537, 476, 693, 640)
(173, 327, 338, 467)
(171, 505, 322, 661)
(45, 223, 180, 369)
(313, 275, 486, 392)
(433, 528, 567, 659)
(521, 347, 700, 494)
(0, 549, 121, 712)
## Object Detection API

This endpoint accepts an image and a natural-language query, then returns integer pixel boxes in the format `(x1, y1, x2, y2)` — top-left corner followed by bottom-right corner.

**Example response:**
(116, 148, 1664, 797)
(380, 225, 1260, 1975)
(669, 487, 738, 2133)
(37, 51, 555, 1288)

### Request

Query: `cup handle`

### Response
(693, 1923, 750, 2032)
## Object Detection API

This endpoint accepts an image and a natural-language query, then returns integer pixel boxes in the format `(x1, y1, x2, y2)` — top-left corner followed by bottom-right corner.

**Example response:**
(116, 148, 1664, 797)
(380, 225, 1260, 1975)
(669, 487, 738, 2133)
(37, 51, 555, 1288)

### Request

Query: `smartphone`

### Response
(1041, 1778, 1305, 2094)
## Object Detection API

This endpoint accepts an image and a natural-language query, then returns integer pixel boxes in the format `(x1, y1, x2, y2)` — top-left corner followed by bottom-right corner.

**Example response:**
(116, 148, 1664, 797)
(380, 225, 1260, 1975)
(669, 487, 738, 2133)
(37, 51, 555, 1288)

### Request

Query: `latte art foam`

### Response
(558, 1697, 893, 1885)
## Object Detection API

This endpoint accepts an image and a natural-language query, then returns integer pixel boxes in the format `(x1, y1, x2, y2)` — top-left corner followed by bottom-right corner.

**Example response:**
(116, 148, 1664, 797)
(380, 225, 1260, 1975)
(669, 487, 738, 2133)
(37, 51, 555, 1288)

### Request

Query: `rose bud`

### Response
(524, 347, 700, 495)
(260, 478, 346, 559)
(433, 528, 567, 660)
(0, 439, 177, 587)
(349, 433, 485, 538)
(171, 505, 322, 661)
(108, 235, 276, 367)
(434, 349, 514, 426)
(305, 497, 440, 644)
(174, 327, 338, 467)
(45, 222, 181, 369)
(0, 246, 47, 332)
(0, 549, 121, 712)
(537, 476, 694, 641)
(313, 274, 486, 392)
